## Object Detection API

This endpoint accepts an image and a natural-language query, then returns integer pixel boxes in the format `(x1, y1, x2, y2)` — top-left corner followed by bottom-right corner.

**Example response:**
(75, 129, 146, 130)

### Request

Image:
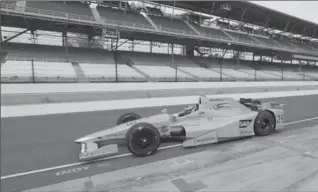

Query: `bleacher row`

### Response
(1, 43, 318, 83)
(3, 1, 318, 54)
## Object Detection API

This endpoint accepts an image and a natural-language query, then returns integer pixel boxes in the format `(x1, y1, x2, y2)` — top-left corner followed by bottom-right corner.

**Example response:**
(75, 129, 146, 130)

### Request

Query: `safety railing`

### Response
(1, 3, 96, 23)
(101, 17, 154, 30)
(1, 69, 316, 83)
(1, 3, 317, 57)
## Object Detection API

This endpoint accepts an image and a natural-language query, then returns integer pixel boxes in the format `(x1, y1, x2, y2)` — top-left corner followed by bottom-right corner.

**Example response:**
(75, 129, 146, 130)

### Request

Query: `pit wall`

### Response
(2, 81, 318, 94)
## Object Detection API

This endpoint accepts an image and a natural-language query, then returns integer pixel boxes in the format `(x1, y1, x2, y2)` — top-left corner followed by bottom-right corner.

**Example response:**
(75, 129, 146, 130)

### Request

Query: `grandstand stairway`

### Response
(170, 65, 199, 81)
(142, 13, 159, 30)
(71, 62, 89, 82)
(248, 35, 265, 45)
(184, 21, 200, 35)
(218, 30, 236, 41)
(189, 57, 209, 68)
(90, 6, 103, 22)
(125, 58, 152, 81)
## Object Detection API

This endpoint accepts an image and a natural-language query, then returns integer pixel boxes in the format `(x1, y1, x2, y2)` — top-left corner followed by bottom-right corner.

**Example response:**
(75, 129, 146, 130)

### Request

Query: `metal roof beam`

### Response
(1, 29, 29, 44)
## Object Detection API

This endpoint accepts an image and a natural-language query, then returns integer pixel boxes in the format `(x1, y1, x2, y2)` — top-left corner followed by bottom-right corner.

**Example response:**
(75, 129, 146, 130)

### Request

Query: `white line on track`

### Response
(1, 116, 318, 180)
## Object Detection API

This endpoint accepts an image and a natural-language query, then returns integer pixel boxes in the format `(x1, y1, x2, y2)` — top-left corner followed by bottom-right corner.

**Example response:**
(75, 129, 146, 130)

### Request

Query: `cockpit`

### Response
(175, 95, 206, 117)
(177, 104, 199, 117)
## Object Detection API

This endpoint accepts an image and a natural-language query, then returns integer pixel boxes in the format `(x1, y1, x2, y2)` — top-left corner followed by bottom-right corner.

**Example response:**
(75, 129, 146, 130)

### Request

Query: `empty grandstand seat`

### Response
(177, 67, 221, 81)
(4, 43, 69, 62)
(225, 31, 256, 44)
(238, 69, 280, 81)
(221, 68, 255, 81)
(171, 55, 220, 80)
(194, 25, 231, 41)
(25, 1, 94, 20)
(302, 71, 318, 80)
(134, 65, 193, 81)
(194, 57, 256, 81)
(280, 71, 304, 80)
(149, 15, 196, 35)
(251, 36, 282, 48)
(295, 43, 317, 53)
(33, 61, 77, 82)
(121, 52, 194, 81)
(79, 63, 145, 82)
(97, 6, 153, 29)
(67, 48, 115, 64)
(1, 60, 32, 82)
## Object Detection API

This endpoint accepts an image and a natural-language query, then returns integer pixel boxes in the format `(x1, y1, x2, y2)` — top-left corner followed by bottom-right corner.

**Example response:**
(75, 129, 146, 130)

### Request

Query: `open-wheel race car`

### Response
(75, 95, 285, 161)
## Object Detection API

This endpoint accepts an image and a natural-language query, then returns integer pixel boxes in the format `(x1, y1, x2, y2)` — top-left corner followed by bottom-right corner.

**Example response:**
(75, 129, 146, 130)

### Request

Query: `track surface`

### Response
(1, 94, 318, 191)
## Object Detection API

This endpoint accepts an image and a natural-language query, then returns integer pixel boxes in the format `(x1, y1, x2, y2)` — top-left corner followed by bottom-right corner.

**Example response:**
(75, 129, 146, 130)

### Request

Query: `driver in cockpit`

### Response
(178, 104, 199, 117)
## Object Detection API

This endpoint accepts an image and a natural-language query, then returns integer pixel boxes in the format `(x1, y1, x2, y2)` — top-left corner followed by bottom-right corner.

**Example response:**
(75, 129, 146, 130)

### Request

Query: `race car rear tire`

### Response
(126, 122, 161, 157)
(117, 112, 141, 125)
(254, 110, 275, 136)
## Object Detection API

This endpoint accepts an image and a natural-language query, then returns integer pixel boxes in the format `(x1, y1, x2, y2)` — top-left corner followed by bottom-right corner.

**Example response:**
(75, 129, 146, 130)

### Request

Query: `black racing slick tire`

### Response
(254, 110, 275, 136)
(126, 122, 161, 157)
(117, 112, 141, 125)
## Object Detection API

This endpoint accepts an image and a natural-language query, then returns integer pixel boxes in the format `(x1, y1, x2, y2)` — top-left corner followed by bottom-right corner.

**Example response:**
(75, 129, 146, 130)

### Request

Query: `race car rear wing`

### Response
(239, 98, 261, 110)
(239, 98, 285, 110)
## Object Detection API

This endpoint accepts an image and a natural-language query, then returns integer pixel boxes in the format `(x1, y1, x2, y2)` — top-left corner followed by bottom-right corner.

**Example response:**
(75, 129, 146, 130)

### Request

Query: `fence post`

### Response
(31, 59, 35, 83)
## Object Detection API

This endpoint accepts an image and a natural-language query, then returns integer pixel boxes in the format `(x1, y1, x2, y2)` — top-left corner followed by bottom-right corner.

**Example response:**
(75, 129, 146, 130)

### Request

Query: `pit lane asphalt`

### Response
(1, 94, 318, 191)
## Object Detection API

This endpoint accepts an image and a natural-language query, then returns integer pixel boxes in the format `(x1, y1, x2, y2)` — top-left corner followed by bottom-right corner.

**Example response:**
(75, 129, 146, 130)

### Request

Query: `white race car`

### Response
(75, 95, 284, 161)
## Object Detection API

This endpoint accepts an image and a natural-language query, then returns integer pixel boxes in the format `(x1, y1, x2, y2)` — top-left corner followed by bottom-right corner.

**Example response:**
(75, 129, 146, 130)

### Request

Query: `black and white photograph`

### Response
(1, 1, 318, 192)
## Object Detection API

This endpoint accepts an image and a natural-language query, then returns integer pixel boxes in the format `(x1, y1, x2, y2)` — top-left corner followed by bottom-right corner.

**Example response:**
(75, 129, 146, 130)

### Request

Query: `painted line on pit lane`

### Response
(1, 116, 318, 180)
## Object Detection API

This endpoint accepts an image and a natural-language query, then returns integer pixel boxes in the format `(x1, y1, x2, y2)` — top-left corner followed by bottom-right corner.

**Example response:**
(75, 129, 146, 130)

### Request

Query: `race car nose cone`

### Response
(75, 137, 89, 143)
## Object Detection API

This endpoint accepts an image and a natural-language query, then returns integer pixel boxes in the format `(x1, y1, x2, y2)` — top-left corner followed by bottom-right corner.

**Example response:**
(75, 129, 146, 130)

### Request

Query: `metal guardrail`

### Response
(1, 3, 97, 24)
(1, 59, 316, 83)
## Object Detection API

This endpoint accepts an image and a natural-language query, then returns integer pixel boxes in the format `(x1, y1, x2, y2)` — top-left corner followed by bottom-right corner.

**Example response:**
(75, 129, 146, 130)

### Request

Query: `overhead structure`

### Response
(153, 1, 318, 39)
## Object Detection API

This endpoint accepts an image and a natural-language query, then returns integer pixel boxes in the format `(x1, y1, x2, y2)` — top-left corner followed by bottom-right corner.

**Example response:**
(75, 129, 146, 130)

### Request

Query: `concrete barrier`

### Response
(2, 90, 318, 118)
(2, 82, 318, 106)
(2, 81, 318, 94)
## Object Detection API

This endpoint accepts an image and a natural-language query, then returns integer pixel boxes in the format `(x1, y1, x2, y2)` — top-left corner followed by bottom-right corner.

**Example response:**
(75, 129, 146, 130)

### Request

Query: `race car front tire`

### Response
(126, 122, 161, 157)
(117, 112, 141, 125)
(254, 110, 275, 136)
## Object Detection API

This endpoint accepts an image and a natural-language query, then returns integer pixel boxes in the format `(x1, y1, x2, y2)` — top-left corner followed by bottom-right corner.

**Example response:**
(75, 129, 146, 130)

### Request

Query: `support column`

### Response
(150, 41, 153, 53)
(171, 44, 177, 82)
(219, 49, 228, 81)
(63, 31, 69, 61)
(88, 34, 92, 48)
(0, 12, 2, 45)
(236, 51, 240, 68)
(186, 45, 194, 56)
(271, 56, 273, 64)
(31, 59, 35, 83)
(252, 53, 255, 64)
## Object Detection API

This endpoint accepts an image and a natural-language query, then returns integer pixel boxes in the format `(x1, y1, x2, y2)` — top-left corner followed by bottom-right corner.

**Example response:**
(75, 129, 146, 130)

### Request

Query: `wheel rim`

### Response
(131, 127, 155, 149)
(259, 117, 272, 134)
(261, 117, 271, 129)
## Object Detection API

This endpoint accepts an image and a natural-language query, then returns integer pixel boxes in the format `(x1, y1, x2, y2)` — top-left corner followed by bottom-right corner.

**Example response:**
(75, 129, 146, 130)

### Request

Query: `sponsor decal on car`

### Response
(240, 130, 253, 135)
(239, 119, 252, 128)
(194, 136, 216, 144)
(213, 103, 235, 110)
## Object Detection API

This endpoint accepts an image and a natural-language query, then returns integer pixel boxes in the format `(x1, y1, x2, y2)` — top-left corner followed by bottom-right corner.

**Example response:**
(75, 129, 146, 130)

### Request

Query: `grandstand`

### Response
(1, 1, 317, 83)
